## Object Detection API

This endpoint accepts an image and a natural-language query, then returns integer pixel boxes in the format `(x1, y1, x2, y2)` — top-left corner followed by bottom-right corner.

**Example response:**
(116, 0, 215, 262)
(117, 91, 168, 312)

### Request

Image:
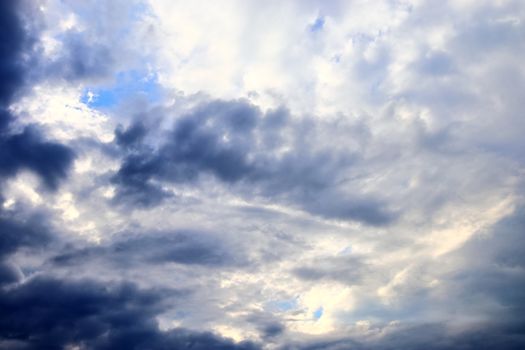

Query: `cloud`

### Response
(115, 122, 147, 148)
(0, 276, 260, 350)
(440, 205, 525, 323)
(0, 0, 28, 108)
(52, 230, 249, 269)
(1, 0, 525, 348)
(110, 99, 396, 226)
(283, 321, 525, 350)
(289, 203, 525, 349)
(40, 0, 154, 84)
(0, 127, 75, 190)
(0, 211, 53, 286)
(292, 255, 367, 284)
(0, 0, 75, 190)
(0, 213, 51, 259)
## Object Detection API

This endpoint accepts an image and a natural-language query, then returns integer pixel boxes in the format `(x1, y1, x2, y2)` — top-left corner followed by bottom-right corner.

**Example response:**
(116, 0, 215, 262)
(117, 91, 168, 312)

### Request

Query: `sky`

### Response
(0, 0, 524, 349)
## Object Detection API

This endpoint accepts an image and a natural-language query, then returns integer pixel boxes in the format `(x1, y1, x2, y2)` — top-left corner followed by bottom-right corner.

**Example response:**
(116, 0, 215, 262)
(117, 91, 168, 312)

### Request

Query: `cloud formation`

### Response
(111, 100, 396, 225)
(0, 0, 74, 190)
(1, 0, 524, 349)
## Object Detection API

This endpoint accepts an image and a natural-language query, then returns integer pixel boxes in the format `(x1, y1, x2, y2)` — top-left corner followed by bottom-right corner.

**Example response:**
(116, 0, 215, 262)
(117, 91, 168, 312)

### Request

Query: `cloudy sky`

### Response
(1, 0, 525, 349)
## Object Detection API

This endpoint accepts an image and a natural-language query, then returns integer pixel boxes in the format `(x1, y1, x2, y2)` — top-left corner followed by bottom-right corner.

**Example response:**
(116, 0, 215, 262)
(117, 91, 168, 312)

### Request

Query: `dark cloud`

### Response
(292, 255, 366, 284)
(0, 0, 75, 190)
(52, 230, 247, 269)
(0, 0, 29, 141)
(0, 212, 51, 259)
(115, 122, 148, 148)
(110, 100, 396, 225)
(245, 312, 285, 340)
(367, 322, 525, 350)
(0, 276, 260, 350)
(0, 0, 27, 108)
(0, 211, 53, 286)
(262, 323, 285, 338)
(281, 322, 525, 350)
(0, 184, 251, 349)
(110, 150, 173, 207)
(442, 205, 525, 322)
(0, 127, 75, 190)
(0, 186, 255, 350)
(301, 193, 396, 226)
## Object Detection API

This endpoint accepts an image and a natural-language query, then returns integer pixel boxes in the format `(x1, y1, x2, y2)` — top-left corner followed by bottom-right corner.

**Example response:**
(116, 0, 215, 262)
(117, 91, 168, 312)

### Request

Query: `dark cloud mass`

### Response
(282, 322, 525, 350)
(115, 122, 147, 148)
(52, 230, 247, 269)
(0, 0, 27, 108)
(0, 0, 74, 190)
(0, 126, 75, 190)
(0, 212, 258, 348)
(0, 277, 260, 350)
(111, 100, 396, 225)
(0, 212, 53, 287)
(292, 255, 367, 284)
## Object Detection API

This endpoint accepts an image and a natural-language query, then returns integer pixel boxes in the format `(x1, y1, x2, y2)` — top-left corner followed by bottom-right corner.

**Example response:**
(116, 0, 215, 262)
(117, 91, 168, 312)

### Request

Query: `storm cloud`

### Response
(0, 276, 259, 350)
(0, 0, 74, 190)
(111, 100, 396, 225)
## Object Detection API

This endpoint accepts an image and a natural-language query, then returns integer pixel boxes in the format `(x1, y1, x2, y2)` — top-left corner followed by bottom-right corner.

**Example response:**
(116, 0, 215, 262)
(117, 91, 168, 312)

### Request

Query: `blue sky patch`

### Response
(310, 16, 325, 32)
(81, 69, 161, 109)
(313, 307, 324, 320)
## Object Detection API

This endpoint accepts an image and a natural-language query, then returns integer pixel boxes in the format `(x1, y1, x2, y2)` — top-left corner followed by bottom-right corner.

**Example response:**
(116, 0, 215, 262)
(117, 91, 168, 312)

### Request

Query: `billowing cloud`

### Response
(110, 100, 396, 225)
(0, 276, 259, 350)
(0, 0, 74, 190)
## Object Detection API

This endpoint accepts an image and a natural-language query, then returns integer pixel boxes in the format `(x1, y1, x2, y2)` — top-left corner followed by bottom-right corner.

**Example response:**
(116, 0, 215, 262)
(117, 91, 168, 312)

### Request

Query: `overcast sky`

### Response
(1, 0, 525, 349)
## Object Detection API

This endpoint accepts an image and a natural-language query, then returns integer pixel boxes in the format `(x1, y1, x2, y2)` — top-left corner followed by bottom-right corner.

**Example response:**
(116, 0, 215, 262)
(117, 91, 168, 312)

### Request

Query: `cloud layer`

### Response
(0, 0, 524, 349)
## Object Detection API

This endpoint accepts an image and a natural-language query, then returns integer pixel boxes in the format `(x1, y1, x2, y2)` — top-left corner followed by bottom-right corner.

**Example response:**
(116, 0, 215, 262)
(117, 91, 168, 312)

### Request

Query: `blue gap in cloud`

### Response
(267, 298, 298, 312)
(81, 69, 161, 109)
(313, 306, 324, 320)
(310, 16, 325, 32)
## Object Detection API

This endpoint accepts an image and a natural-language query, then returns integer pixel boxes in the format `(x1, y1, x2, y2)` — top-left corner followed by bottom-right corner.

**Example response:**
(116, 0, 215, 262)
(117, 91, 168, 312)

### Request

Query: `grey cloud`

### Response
(0, 184, 256, 350)
(110, 99, 397, 226)
(281, 322, 525, 350)
(0, 213, 51, 259)
(0, 276, 260, 350)
(0, 209, 54, 287)
(0, 0, 28, 108)
(292, 255, 367, 285)
(0, 0, 75, 190)
(41, 0, 150, 84)
(52, 230, 248, 269)
(115, 122, 148, 148)
(240, 311, 287, 342)
(110, 151, 173, 207)
(0, 126, 75, 190)
(441, 205, 525, 321)
(47, 31, 116, 81)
